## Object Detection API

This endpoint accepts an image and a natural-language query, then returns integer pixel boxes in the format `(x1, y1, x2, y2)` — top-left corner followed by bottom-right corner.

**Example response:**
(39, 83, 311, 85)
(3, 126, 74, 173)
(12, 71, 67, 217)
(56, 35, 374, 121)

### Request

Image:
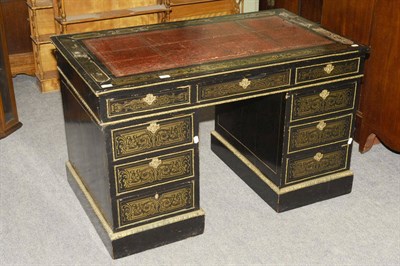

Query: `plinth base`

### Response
(211, 131, 353, 213)
(66, 161, 205, 259)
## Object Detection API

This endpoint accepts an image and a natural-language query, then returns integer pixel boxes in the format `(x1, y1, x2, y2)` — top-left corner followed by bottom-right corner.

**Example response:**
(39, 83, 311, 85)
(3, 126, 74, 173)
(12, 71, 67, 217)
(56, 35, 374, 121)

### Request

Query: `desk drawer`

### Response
(107, 86, 191, 118)
(114, 149, 195, 196)
(290, 82, 357, 122)
(285, 145, 349, 184)
(117, 181, 195, 228)
(295, 58, 360, 84)
(288, 114, 353, 153)
(197, 69, 290, 102)
(111, 113, 194, 161)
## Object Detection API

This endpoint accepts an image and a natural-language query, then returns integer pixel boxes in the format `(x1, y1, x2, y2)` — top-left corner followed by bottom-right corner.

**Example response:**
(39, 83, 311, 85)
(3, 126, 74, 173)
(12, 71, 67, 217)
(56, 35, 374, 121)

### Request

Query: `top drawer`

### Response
(295, 58, 360, 84)
(197, 69, 291, 103)
(106, 85, 191, 119)
(290, 82, 357, 122)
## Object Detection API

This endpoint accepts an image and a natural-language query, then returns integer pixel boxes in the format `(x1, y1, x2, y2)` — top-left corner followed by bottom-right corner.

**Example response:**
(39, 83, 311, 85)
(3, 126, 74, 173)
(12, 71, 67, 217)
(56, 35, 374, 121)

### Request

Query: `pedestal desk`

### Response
(51, 9, 368, 259)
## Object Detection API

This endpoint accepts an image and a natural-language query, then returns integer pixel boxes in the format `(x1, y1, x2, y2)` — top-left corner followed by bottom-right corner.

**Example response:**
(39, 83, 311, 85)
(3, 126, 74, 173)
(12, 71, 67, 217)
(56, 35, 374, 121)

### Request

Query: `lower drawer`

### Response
(284, 144, 350, 185)
(116, 181, 195, 228)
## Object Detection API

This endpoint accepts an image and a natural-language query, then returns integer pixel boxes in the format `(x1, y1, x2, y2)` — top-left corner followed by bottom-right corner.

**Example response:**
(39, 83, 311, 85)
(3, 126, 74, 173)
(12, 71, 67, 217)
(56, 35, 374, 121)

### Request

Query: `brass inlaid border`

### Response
(289, 82, 357, 123)
(295, 58, 361, 84)
(59, 67, 363, 127)
(110, 113, 195, 162)
(211, 131, 353, 194)
(66, 161, 204, 240)
(284, 144, 350, 185)
(106, 85, 192, 118)
(114, 149, 196, 196)
(116, 181, 196, 229)
(287, 113, 353, 154)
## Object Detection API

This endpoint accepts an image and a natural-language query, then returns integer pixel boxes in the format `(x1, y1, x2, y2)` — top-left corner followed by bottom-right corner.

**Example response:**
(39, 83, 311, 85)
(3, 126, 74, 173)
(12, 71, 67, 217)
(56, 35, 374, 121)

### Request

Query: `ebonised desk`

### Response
(51, 9, 368, 259)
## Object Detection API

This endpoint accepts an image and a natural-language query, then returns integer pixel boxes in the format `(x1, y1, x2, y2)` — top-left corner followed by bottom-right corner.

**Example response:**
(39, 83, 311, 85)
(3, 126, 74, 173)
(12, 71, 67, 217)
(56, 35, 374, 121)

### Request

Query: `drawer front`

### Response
(197, 69, 291, 102)
(288, 114, 353, 153)
(107, 86, 191, 118)
(112, 114, 194, 161)
(285, 145, 349, 184)
(295, 58, 360, 84)
(291, 83, 357, 122)
(117, 181, 195, 228)
(114, 149, 195, 195)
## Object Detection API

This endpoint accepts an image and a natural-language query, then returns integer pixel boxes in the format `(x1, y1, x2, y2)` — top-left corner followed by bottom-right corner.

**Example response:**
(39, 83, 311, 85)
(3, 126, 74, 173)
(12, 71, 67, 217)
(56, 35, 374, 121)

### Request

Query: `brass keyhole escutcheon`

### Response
(154, 193, 159, 200)
(324, 63, 335, 74)
(316, 121, 327, 131)
(143, 94, 157, 105)
(149, 158, 162, 169)
(319, 89, 330, 100)
(239, 78, 251, 89)
(313, 152, 324, 162)
(147, 122, 160, 134)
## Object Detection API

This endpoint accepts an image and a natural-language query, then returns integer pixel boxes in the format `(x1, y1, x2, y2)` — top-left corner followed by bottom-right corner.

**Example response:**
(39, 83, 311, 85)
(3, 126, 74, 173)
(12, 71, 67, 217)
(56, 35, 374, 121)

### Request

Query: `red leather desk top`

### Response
(83, 16, 333, 77)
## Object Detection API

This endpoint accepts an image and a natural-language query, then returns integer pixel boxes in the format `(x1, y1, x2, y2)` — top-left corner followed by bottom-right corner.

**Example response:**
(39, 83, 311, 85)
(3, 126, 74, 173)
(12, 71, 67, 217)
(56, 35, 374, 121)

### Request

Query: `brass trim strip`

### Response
(211, 131, 353, 195)
(59, 70, 364, 127)
(66, 161, 204, 241)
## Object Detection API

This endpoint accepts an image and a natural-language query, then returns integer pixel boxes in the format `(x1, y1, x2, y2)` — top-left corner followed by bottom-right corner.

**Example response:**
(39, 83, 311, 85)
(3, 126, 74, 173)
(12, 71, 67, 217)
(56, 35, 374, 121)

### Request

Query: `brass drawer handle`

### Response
(324, 63, 335, 74)
(147, 122, 160, 134)
(319, 89, 330, 100)
(142, 93, 157, 105)
(149, 158, 162, 169)
(316, 121, 327, 131)
(313, 152, 324, 162)
(239, 78, 251, 89)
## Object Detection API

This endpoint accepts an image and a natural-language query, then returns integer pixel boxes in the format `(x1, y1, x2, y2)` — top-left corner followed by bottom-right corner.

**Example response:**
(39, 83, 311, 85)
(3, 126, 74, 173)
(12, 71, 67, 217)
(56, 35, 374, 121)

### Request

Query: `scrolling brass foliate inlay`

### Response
(107, 87, 190, 117)
(287, 149, 347, 182)
(198, 70, 290, 102)
(115, 151, 194, 194)
(289, 115, 352, 153)
(292, 86, 356, 121)
(118, 186, 193, 227)
(296, 58, 360, 83)
(113, 116, 192, 160)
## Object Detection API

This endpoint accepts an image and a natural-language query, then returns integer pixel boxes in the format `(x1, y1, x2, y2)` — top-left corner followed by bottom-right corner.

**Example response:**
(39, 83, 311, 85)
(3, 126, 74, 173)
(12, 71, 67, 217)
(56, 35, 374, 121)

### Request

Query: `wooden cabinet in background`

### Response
(1, 4, 23, 139)
(1, 0, 34, 76)
(259, 0, 323, 23)
(321, 0, 400, 153)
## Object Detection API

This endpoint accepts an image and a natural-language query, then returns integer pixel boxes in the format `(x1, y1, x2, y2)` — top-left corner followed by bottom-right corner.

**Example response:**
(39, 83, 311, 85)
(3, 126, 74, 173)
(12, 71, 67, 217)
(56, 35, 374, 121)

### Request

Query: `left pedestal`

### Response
(60, 74, 204, 259)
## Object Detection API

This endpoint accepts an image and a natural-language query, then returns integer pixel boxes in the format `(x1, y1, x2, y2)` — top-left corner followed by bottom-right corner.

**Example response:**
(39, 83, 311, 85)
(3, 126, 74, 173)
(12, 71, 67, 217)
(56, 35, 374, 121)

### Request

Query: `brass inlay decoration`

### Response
(319, 89, 330, 100)
(107, 86, 190, 118)
(147, 122, 160, 134)
(115, 150, 194, 194)
(211, 131, 352, 194)
(288, 114, 352, 153)
(198, 70, 290, 102)
(118, 185, 193, 227)
(323, 63, 335, 74)
(291, 84, 357, 121)
(239, 78, 251, 89)
(112, 115, 193, 160)
(316, 121, 327, 131)
(313, 152, 324, 161)
(295, 58, 360, 84)
(149, 158, 162, 169)
(143, 94, 157, 105)
(286, 148, 347, 183)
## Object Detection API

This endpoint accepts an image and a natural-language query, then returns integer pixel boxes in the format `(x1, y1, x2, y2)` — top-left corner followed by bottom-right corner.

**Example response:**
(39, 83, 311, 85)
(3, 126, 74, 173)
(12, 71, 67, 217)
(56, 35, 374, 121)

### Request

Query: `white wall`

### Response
(243, 0, 259, 13)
